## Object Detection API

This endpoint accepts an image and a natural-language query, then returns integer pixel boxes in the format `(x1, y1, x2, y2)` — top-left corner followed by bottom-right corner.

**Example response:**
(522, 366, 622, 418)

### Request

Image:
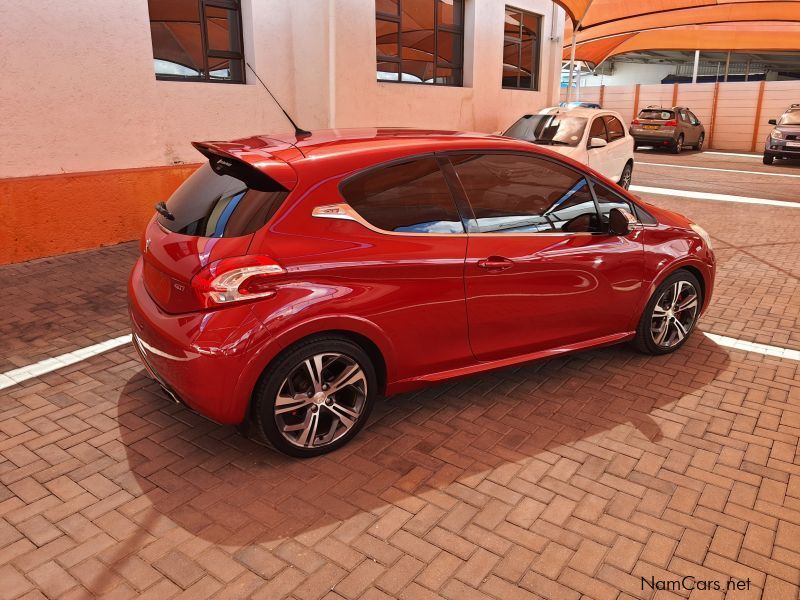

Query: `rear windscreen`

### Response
(638, 109, 674, 120)
(157, 163, 288, 237)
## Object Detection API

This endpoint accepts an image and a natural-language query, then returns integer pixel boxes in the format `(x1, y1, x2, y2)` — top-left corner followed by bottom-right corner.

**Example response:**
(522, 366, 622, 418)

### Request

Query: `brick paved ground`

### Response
(1, 152, 799, 599)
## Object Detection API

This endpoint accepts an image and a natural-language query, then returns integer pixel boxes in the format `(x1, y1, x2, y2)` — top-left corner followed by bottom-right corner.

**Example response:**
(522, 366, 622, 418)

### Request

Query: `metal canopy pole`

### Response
(724, 50, 731, 82)
(691, 50, 700, 83)
(566, 36, 578, 104)
(565, 0, 595, 104)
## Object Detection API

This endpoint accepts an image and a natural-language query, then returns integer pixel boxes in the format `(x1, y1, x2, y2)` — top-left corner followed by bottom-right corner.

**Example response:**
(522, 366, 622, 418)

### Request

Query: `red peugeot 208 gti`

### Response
(128, 129, 715, 457)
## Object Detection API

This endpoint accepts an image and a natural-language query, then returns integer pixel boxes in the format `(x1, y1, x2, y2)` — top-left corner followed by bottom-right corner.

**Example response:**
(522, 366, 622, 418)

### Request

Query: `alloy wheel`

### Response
(697, 134, 704, 151)
(650, 280, 699, 348)
(274, 353, 367, 449)
(619, 163, 632, 189)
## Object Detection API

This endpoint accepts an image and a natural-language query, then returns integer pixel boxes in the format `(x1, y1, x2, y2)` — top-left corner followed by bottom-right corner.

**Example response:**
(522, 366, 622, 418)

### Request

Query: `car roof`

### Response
(194, 128, 552, 175)
(536, 106, 624, 119)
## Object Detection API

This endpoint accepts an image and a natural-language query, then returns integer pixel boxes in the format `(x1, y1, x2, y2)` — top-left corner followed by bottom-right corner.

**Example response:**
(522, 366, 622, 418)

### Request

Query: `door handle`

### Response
(477, 256, 513, 271)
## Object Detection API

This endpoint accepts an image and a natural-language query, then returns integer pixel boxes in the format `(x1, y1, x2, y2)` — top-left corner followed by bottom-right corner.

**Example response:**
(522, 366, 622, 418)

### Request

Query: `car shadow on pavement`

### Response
(110, 331, 731, 560)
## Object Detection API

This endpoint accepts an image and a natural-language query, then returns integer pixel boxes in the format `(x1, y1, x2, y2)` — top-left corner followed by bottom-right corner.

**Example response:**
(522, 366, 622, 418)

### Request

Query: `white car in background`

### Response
(502, 107, 635, 189)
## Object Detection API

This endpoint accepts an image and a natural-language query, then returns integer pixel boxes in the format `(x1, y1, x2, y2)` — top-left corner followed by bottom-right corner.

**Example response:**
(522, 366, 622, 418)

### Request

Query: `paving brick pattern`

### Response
(1, 155, 799, 599)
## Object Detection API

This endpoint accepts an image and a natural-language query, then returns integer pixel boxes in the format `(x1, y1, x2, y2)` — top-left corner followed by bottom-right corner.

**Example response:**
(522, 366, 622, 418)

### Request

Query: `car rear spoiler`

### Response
(192, 141, 298, 192)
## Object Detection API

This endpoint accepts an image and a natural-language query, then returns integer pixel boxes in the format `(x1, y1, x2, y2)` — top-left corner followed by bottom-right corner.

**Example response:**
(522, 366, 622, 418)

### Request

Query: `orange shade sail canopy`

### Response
(559, 0, 800, 67)
(564, 21, 800, 65)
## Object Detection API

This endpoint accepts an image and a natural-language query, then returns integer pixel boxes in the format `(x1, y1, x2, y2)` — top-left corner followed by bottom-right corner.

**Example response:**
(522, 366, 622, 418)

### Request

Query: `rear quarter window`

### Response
(339, 158, 464, 233)
(158, 163, 288, 237)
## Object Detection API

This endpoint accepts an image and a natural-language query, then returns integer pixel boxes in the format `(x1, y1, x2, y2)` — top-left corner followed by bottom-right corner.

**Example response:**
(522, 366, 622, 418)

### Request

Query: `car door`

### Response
(678, 109, 697, 145)
(602, 115, 631, 181)
(586, 117, 613, 178)
(447, 152, 646, 362)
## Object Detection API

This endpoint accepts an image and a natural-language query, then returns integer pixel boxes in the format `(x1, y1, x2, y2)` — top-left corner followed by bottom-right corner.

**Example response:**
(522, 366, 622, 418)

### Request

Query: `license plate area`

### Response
(785, 141, 800, 147)
(643, 125, 660, 130)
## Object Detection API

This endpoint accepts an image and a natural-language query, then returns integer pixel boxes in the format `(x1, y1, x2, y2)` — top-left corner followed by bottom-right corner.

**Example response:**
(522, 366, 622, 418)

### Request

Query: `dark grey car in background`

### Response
(763, 104, 800, 165)
(630, 106, 705, 154)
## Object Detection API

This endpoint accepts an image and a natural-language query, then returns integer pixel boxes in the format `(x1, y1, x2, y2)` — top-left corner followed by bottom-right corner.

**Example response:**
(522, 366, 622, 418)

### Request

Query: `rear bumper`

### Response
(127, 257, 275, 424)
(631, 133, 677, 145)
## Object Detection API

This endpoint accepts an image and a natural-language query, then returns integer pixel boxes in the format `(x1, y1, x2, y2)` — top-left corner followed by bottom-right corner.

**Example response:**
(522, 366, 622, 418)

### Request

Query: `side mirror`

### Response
(589, 137, 608, 149)
(608, 207, 637, 236)
(768, 119, 777, 125)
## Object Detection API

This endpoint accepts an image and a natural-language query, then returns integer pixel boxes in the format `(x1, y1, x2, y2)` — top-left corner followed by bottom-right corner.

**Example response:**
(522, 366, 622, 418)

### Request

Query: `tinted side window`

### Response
(591, 181, 636, 224)
(679, 110, 690, 123)
(159, 163, 288, 237)
(688, 111, 700, 125)
(340, 158, 463, 233)
(452, 154, 598, 233)
(603, 116, 625, 141)
(588, 118, 607, 142)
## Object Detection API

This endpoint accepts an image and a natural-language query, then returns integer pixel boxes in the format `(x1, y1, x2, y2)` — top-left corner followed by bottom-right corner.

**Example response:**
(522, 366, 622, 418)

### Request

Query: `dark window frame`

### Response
(149, 0, 246, 84)
(587, 117, 608, 146)
(602, 115, 626, 142)
(502, 5, 542, 91)
(375, 0, 465, 87)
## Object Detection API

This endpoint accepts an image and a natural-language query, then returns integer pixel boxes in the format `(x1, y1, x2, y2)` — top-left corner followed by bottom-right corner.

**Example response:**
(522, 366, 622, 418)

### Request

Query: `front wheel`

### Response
(632, 271, 702, 355)
(254, 336, 377, 457)
(763, 152, 774, 165)
(695, 133, 705, 151)
(618, 161, 633, 189)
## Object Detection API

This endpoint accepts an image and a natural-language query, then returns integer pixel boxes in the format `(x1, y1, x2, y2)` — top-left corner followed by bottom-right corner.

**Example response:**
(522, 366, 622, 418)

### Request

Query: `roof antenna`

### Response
(246, 62, 311, 138)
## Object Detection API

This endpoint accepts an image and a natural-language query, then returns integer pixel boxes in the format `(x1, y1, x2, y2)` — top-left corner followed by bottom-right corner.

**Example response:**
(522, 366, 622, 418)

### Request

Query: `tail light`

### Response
(632, 119, 640, 125)
(191, 255, 285, 309)
(664, 119, 677, 127)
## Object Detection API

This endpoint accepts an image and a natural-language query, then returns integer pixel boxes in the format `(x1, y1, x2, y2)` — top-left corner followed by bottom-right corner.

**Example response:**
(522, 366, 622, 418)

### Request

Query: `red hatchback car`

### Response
(128, 128, 715, 457)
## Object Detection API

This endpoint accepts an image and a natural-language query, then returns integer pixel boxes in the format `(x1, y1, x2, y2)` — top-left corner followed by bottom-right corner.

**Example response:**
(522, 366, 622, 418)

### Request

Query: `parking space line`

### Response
(1, 328, 798, 394)
(704, 332, 800, 361)
(630, 185, 800, 208)
(637, 162, 800, 179)
(0, 335, 132, 391)
(700, 151, 762, 159)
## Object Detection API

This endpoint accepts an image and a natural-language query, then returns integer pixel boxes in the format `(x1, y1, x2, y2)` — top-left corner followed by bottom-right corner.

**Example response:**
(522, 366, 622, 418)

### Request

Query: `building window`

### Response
(502, 6, 540, 90)
(148, 0, 245, 83)
(375, 0, 465, 86)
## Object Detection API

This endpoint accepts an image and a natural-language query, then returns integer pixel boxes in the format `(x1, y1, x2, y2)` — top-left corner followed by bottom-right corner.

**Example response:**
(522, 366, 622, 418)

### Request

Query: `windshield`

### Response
(503, 114, 588, 147)
(779, 111, 800, 126)
(639, 109, 674, 120)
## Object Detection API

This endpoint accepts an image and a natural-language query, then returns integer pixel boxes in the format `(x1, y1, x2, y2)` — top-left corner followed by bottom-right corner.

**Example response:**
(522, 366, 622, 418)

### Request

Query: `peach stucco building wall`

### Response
(0, 0, 564, 263)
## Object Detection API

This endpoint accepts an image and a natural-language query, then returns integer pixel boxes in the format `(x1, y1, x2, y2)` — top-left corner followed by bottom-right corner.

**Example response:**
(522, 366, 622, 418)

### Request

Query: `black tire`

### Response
(632, 270, 703, 355)
(763, 152, 774, 165)
(618, 161, 633, 189)
(695, 133, 704, 151)
(254, 336, 377, 457)
(671, 135, 684, 154)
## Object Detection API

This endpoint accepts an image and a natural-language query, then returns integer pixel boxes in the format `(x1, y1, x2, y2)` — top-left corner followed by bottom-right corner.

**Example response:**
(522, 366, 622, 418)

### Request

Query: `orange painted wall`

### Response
(0, 164, 200, 265)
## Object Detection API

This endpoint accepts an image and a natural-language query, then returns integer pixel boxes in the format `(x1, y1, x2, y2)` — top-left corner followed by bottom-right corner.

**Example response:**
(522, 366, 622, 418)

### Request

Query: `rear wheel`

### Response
(763, 152, 774, 165)
(618, 161, 633, 189)
(633, 142, 640, 151)
(695, 133, 705, 151)
(632, 270, 702, 355)
(254, 336, 377, 457)
(671, 135, 684, 154)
